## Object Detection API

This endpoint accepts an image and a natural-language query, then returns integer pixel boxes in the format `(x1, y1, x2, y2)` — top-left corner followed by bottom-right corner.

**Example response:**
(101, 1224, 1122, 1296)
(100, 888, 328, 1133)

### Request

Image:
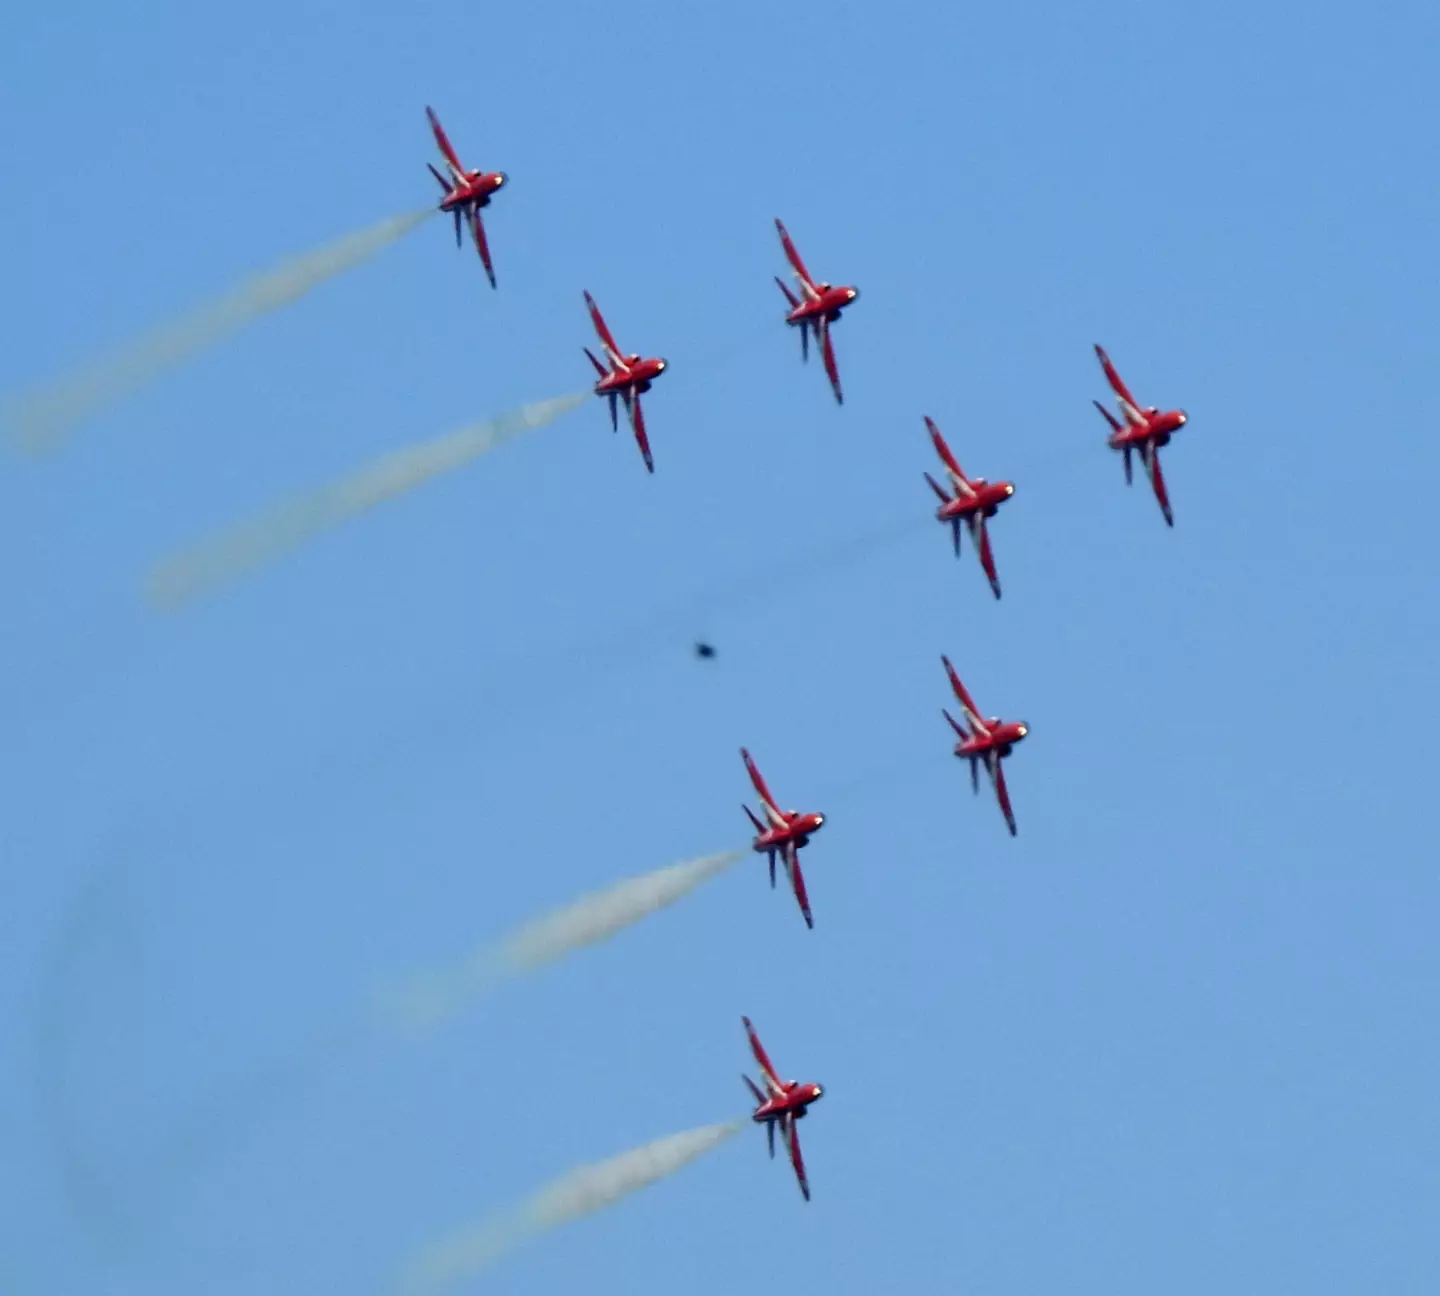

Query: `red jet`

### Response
(940, 656, 1028, 837)
(922, 416, 1015, 599)
(741, 1016, 823, 1202)
(425, 106, 508, 289)
(1092, 344, 1188, 527)
(740, 748, 825, 929)
(773, 219, 859, 405)
(582, 291, 668, 474)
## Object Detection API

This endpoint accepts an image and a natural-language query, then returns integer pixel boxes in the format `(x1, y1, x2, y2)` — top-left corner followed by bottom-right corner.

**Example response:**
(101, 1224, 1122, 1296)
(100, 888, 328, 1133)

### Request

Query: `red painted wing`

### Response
(988, 754, 1018, 836)
(466, 209, 496, 289)
(740, 749, 784, 824)
(784, 842, 815, 929)
(628, 391, 654, 473)
(426, 106, 468, 181)
(774, 218, 818, 293)
(941, 656, 986, 733)
(1140, 440, 1174, 526)
(971, 516, 1001, 598)
(583, 291, 625, 366)
(1094, 344, 1144, 424)
(819, 317, 843, 404)
(741, 1016, 784, 1094)
(925, 417, 974, 496)
(784, 1115, 811, 1201)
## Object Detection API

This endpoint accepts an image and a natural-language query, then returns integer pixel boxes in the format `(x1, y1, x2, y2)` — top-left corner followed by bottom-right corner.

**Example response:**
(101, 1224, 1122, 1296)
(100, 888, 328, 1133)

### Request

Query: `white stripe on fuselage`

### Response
(948, 469, 976, 498)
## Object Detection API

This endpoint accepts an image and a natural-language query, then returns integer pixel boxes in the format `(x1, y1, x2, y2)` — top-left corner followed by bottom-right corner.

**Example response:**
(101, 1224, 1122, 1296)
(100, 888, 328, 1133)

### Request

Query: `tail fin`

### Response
(924, 471, 951, 504)
(774, 276, 800, 309)
(742, 1074, 765, 1105)
(1092, 399, 1122, 433)
(583, 347, 608, 378)
(426, 162, 452, 192)
(742, 804, 765, 835)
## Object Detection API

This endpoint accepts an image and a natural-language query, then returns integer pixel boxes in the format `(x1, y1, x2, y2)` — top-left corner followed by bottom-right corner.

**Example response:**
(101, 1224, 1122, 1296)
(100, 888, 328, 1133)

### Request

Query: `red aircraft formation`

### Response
(582, 291, 668, 474)
(425, 107, 507, 290)
(741, 1016, 823, 1201)
(923, 416, 1015, 599)
(740, 748, 825, 929)
(1092, 344, 1189, 526)
(413, 107, 1195, 1208)
(772, 218, 860, 405)
(940, 656, 1029, 837)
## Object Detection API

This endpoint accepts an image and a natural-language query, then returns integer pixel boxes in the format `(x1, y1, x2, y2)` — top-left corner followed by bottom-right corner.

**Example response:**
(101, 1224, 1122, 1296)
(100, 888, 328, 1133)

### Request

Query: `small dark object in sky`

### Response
(694, 641, 716, 659)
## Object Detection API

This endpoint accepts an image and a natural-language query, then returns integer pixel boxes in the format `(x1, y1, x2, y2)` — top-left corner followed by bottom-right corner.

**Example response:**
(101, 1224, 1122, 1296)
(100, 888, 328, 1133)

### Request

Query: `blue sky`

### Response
(3, 0, 1438, 1291)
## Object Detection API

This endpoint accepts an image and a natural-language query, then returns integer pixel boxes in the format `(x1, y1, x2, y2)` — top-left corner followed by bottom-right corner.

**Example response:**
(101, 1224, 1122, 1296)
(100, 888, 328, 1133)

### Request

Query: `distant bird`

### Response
(694, 641, 717, 660)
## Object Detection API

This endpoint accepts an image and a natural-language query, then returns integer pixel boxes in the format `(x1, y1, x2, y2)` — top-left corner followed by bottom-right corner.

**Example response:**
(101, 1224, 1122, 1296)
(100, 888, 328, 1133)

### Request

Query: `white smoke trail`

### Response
(399, 1121, 744, 1293)
(144, 391, 589, 609)
(377, 850, 745, 1034)
(3, 209, 435, 455)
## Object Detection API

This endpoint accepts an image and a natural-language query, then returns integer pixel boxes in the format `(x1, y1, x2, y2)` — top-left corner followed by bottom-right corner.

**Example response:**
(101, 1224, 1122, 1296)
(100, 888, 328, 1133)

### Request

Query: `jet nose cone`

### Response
(656, 359, 668, 371)
(848, 287, 860, 300)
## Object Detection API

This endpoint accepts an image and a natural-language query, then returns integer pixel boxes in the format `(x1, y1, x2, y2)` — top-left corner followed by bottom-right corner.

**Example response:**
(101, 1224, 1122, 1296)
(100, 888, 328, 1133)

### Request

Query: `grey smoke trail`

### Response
(4, 209, 434, 454)
(144, 391, 589, 609)
(377, 850, 745, 1034)
(399, 1121, 745, 1293)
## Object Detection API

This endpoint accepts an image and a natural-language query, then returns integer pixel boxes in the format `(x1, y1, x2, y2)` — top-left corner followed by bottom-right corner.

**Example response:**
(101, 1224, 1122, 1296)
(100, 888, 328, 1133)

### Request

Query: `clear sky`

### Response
(3, 0, 1438, 1292)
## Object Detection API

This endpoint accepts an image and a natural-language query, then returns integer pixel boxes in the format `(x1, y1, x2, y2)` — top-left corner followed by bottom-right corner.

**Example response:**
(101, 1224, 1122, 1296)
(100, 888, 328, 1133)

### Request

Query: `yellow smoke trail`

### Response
(376, 850, 745, 1034)
(144, 391, 589, 609)
(4, 208, 434, 454)
(399, 1121, 745, 1292)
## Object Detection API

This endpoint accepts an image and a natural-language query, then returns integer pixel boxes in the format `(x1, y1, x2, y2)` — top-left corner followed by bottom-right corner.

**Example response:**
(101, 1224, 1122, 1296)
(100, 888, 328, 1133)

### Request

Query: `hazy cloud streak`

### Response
(399, 1121, 744, 1292)
(377, 850, 745, 1033)
(5, 209, 434, 453)
(145, 391, 589, 608)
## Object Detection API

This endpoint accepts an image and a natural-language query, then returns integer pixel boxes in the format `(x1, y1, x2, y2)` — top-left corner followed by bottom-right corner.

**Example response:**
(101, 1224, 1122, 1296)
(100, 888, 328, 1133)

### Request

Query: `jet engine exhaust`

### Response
(4, 209, 435, 454)
(376, 849, 745, 1033)
(398, 1121, 745, 1292)
(144, 391, 589, 608)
